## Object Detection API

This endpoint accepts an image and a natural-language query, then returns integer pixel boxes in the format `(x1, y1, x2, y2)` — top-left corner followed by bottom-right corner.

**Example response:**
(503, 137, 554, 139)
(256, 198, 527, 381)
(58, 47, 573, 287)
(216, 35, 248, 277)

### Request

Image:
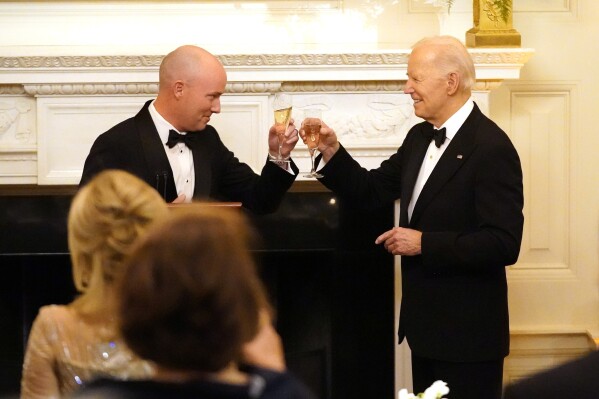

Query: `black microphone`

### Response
(155, 171, 169, 201)
(162, 171, 168, 201)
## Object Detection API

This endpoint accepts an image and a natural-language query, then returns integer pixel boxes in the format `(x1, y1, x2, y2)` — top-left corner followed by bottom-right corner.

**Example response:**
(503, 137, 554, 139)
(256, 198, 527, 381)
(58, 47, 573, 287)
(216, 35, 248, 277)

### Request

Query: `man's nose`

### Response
(212, 99, 221, 113)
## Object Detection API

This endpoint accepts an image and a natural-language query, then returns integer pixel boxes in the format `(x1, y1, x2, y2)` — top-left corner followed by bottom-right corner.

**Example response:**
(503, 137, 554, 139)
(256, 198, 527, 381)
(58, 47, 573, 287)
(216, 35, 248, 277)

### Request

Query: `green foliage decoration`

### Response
(491, 0, 512, 23)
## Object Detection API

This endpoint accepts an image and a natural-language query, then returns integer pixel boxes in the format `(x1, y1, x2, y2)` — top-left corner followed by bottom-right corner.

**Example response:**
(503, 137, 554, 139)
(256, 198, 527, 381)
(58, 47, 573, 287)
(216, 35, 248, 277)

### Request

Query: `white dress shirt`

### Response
(148, 101, 194, 203)
(407, 99, 474, 222)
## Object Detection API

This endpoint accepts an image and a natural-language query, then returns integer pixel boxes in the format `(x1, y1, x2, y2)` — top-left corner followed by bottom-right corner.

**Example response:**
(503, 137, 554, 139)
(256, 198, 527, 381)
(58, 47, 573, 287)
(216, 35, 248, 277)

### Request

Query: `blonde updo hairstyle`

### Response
(68, 169, 168, 314)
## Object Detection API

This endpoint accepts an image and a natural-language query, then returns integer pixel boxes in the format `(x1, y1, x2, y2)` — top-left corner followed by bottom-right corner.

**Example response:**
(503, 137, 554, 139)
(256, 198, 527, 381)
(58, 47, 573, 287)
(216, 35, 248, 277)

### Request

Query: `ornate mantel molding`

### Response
(0, 50, 534, 69)
(0, 48, 534, 85)
(22, 84, 160, 96)
(15, 81, 504, 97)
(0, 48, 534, 185)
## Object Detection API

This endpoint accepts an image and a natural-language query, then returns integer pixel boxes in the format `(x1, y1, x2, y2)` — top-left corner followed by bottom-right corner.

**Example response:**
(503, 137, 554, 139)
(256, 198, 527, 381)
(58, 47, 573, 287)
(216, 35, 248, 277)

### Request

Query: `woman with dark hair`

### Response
(71, 205, 316, 399)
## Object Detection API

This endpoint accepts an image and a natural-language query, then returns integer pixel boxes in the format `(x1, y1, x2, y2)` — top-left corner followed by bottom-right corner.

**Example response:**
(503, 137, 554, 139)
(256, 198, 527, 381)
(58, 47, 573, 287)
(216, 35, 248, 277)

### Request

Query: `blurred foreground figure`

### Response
(21, 170, 168, 398)
(71, 205, 317, 399)
(503, 341, 599, 397)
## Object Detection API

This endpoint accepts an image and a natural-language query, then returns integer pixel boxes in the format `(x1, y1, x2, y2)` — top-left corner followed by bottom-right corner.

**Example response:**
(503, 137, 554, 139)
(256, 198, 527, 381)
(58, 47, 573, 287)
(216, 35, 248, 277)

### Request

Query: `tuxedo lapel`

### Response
(410, 106, 481, 224)
(399, 123, 435, 226)
(189, 133, 212, 198)
(134, 102, 177, 201)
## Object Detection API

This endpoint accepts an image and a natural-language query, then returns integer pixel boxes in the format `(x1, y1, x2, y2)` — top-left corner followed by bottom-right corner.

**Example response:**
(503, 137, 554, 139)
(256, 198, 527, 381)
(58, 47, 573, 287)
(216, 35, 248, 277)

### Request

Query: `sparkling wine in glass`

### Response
(303, 108, 323, 178)
(272, 93, 292, 161)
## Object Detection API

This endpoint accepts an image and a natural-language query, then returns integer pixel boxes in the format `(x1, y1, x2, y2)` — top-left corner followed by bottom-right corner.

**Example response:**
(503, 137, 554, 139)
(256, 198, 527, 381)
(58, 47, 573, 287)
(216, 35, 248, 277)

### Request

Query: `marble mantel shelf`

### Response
(0, 48, 535, 85)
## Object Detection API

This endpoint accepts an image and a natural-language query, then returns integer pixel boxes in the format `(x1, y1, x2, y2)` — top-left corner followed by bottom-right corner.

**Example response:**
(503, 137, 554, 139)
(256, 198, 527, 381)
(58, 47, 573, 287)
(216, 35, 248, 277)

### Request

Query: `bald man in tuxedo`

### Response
(81, 45, 299, 214)
(301, 36, 524, 399)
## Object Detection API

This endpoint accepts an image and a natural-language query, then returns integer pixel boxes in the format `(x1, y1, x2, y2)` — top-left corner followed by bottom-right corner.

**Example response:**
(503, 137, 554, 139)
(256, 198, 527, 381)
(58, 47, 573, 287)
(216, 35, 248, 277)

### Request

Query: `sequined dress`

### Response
(20, 305, 154, 399)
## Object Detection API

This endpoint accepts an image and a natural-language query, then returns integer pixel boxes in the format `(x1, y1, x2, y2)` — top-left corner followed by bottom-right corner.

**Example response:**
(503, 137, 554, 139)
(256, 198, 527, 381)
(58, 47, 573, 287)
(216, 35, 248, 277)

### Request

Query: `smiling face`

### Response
(404, 46, 452, 128)
(155, 46, 227, 133)
(177, 56, 227, 132)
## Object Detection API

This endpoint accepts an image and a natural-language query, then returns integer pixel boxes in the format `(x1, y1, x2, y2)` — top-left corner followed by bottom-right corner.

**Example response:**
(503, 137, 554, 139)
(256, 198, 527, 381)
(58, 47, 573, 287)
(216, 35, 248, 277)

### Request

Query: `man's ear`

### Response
(447, 72, 460, 95)
(173, 80, 184, 99)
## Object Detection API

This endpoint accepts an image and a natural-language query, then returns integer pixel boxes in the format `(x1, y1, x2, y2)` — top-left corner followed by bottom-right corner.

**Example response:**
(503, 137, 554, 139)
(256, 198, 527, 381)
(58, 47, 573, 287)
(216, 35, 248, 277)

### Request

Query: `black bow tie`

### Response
(431, 127, 447, 148)
(166, 129, 195, 149)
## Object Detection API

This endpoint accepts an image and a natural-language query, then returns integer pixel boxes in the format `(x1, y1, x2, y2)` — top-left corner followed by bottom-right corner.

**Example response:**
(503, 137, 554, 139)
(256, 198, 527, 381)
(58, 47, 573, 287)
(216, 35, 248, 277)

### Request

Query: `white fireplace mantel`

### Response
(0, 48, 533, 84)
(0, 48, 534, 185)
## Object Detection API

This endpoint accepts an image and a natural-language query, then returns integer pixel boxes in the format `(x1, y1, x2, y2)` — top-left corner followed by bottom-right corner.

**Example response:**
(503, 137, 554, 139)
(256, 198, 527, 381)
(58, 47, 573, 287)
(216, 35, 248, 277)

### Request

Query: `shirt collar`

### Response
(148, 100, 182, 145)
(438, 98, 474, 141)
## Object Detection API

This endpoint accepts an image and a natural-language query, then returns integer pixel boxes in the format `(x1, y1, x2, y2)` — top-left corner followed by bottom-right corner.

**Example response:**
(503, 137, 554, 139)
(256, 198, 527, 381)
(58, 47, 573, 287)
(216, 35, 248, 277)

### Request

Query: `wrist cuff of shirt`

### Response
(268, 153, 290, 162)
(268, 153, 290, 170)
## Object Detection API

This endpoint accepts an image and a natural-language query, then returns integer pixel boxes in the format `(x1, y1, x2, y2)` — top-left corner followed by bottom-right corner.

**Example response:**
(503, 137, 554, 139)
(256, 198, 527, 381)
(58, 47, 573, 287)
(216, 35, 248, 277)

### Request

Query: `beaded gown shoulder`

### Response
(21, 305, 154, 399)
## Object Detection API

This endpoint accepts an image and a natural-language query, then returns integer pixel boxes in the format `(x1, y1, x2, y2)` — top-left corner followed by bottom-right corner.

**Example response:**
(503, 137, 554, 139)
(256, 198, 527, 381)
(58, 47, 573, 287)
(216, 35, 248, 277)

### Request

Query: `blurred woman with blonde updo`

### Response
(20, 170, 168, 399)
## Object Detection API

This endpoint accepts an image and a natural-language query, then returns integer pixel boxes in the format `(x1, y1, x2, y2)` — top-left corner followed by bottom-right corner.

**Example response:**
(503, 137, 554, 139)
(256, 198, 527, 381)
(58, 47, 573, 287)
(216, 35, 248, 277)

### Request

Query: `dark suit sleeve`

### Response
(80, 132, 121, 188)
(318, 143, 405, 209)
(205, 129, 298, 214)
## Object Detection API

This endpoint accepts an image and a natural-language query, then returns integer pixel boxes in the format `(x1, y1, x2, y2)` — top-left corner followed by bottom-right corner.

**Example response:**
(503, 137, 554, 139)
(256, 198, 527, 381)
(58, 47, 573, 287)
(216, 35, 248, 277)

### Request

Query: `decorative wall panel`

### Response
(509, 86, 573, 271)
(36, 96, 153, 184)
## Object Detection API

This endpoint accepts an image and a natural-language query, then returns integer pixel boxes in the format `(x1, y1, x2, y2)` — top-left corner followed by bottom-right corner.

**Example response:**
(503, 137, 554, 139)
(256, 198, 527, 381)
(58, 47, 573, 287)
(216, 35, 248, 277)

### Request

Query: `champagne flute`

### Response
(272, 93, 292, 162)
(302, 108, 323, 178)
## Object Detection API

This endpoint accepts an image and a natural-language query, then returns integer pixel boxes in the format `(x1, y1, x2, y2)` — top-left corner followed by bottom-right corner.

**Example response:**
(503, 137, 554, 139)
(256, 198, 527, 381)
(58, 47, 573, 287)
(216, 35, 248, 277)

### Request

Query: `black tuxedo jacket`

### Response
(319, 103, 524, 362)
(80, 100, 298, 214)
(503, 350, 599, 398)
